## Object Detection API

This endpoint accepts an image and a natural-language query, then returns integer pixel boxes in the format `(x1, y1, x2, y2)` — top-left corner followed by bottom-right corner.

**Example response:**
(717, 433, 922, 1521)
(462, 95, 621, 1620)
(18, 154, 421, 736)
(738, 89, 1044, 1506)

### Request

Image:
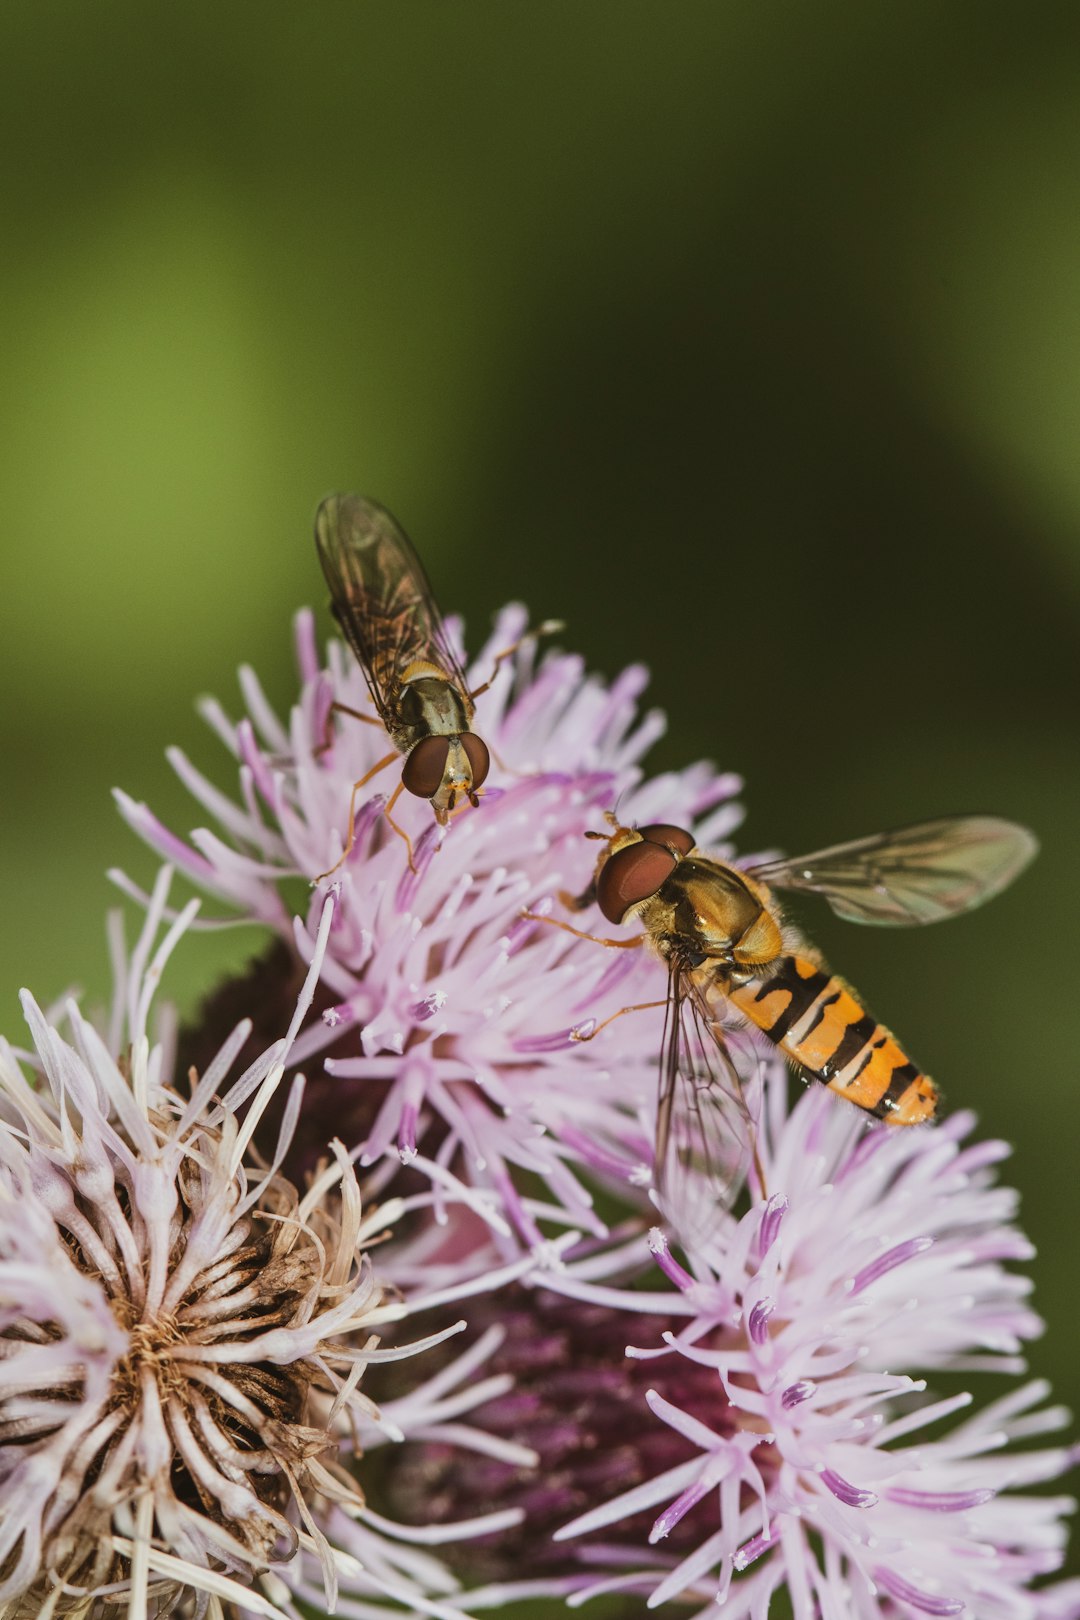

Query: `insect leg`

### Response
(315, 750, 399, 880)
(315, 700, 384, 758)
(570, 999, 667, 1041)
(469, 619, 565, 698)
(557, 881, 597, 912)
(519, 910, 646, 950)
(383, 779, 419, 874)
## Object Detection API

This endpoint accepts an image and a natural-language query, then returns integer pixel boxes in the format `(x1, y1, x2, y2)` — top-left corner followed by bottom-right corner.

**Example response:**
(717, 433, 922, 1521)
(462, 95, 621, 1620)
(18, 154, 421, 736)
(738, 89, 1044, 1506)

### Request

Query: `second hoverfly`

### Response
(315, 493, 557, 874)
(546, 813, 1037, 1218)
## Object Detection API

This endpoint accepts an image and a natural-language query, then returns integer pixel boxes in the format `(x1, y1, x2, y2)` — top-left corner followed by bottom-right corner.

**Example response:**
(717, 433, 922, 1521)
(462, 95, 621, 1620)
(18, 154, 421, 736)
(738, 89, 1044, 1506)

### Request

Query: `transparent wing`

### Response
(314, 493, 469, 726)
(747, 815, 1037, 927)
(655, 955, 761, 1246)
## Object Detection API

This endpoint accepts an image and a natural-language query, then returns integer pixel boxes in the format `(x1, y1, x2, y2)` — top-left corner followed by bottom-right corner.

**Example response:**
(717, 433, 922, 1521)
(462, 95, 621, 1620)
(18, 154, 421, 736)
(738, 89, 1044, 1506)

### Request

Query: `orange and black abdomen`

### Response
(728, 954, 937, 1125)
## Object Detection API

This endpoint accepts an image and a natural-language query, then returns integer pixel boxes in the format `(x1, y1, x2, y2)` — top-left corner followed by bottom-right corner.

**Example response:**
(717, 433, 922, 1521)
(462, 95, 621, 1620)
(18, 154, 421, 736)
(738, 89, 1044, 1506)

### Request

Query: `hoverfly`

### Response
(314, 493, 558, 874)
(545, 813, 1037, 1213)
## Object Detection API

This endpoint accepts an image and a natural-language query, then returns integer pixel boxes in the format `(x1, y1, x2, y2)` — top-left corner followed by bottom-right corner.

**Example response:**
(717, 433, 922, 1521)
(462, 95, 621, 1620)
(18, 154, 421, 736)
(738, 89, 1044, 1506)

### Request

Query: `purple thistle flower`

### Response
(112, 605, 745, 1245)
(99, 592, 1079, 1616)
(479, 1080, 1076, 1616)
(352, 1076, 1079, 1618)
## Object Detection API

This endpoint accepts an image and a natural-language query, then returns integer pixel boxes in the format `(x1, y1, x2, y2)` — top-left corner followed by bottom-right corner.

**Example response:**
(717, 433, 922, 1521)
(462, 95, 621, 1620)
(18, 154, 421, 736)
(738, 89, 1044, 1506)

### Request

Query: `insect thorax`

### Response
(396, 673, 473, 749)
(643, 860, 781, 969)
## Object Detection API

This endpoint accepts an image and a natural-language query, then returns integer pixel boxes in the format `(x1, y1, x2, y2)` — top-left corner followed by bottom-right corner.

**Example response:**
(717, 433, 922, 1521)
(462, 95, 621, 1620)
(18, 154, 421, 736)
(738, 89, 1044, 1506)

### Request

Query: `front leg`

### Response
(315, 698, 384, 757)
(315, 750, 399, 880)
(520, 909, 645, 950)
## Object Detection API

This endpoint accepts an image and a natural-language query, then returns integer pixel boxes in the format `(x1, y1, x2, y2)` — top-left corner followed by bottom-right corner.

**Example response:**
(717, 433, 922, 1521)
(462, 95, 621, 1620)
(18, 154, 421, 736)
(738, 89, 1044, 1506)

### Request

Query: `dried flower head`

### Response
(0, 872, 497, 1619)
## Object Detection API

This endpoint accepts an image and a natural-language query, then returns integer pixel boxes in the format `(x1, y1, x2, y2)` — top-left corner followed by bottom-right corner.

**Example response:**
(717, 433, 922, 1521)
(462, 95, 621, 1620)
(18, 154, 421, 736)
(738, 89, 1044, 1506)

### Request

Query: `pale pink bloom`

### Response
(0, 870, 559, 1619)
(112, 606, 745, 1246)
(528, 1082, 1076, 1617)
(102, 596, 1078, 1617)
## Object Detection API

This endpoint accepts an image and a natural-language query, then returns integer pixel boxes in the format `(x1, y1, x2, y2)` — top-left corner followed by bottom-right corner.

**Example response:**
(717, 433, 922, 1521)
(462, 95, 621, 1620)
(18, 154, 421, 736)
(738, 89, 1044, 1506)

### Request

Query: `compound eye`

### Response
(638, 823, 695, 856)
(401, 736, 451, 799)
(596, 841, 677, 924)
(460, 733, 490, 789)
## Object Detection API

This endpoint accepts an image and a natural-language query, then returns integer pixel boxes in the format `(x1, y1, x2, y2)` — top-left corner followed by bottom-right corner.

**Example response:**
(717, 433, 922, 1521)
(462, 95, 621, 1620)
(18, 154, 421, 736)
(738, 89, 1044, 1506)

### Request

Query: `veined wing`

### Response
(654, 953, 761, 1247)
(748, 815, 1037, 927)
(314, 493, 469, 725)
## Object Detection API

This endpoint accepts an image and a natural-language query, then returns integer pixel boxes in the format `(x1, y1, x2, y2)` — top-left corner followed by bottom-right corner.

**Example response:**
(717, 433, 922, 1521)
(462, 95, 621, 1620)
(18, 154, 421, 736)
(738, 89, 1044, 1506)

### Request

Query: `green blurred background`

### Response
(2, 0, 1077, 1581)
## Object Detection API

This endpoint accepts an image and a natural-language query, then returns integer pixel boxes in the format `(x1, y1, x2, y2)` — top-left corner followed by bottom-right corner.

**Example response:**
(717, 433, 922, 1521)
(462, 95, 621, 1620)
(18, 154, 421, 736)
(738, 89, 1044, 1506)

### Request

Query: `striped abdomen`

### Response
(727, 954, 937, 1125)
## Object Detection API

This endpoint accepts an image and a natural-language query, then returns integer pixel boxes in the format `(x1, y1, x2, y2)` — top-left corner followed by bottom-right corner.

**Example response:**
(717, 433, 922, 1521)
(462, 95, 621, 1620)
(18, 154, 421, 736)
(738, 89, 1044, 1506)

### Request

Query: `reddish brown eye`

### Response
(638, 823, 695, 855)
(597, 841, 678, 923)
(402, 736, 451, 799)
(460, 733, 490, 789)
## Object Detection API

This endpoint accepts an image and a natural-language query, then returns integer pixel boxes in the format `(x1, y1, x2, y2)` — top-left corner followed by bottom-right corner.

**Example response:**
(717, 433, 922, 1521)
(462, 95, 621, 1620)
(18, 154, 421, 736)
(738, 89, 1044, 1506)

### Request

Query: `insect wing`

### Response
(748, 815, 1037, 927)
(654, 957, 761, 1245)
(314, 493, 470, 723)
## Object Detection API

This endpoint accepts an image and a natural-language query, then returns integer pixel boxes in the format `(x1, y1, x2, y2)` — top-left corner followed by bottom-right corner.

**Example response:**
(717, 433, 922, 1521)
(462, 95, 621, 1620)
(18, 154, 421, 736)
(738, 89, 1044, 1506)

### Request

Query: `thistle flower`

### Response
(384, 1075, 1079, 1617)
(0, 870, 545, 1619)
(104, 591, 1078, 1616)
(112, 605, 745, 1244)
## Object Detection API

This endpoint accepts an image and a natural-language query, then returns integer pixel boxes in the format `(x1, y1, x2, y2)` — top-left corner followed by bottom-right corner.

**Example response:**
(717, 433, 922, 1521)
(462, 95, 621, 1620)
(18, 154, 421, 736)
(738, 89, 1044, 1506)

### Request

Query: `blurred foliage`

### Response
(1, 0, 1078, 1592)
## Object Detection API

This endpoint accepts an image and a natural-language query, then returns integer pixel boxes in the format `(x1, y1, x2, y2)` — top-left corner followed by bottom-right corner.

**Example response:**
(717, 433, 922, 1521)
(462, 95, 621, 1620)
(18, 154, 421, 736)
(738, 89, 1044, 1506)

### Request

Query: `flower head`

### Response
(102, 587, 1078, 1617)
(396, 1076, 1077, 1617)
(113, 605, 745, 1246)
(0, 871, 523, 1618)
